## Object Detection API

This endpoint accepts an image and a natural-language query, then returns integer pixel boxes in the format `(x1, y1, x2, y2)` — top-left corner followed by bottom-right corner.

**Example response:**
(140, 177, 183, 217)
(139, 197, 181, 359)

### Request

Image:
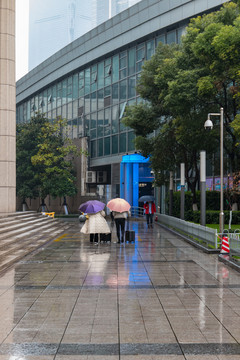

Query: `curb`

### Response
(155, 222, 219, 254)
(218, 254, 240, 272)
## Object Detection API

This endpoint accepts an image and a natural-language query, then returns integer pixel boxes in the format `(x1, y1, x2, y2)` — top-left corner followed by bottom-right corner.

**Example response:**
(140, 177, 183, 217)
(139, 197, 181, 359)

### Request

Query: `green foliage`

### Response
(184, 210, 240, 225)
(16, 114, 82, 202)
(124, 1, 240, 204)
(16, 113, 47, 201)
(166, 189, 240, 224)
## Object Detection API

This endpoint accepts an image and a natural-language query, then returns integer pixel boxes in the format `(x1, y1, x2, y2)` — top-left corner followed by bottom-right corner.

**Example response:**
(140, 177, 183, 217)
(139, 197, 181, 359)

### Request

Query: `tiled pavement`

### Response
(0, 220, 239, 359)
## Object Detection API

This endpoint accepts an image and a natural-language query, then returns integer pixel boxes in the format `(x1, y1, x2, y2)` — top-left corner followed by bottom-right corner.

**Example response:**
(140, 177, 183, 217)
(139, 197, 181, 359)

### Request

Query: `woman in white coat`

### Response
(80, 210, 110, 243)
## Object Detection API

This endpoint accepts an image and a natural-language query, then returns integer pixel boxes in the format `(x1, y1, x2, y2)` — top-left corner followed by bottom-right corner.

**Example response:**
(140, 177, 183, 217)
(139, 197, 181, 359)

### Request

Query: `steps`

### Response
(0, 211, 72, 273)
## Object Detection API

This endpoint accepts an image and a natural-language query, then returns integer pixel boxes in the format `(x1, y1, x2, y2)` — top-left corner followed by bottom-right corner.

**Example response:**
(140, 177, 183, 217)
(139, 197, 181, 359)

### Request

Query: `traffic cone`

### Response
(220, 236, 230, 254)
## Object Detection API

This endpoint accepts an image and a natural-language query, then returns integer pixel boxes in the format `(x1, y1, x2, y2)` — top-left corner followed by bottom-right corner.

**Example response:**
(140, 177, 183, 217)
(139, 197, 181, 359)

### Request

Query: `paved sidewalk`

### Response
(0, 220, 239, 359)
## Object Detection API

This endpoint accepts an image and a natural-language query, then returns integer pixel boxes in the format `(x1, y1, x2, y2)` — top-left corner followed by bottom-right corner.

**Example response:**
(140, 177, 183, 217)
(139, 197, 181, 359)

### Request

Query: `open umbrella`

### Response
(78, 200, 105, 214)
(107, 198, 130, 213)
(138, 195, 155, 203)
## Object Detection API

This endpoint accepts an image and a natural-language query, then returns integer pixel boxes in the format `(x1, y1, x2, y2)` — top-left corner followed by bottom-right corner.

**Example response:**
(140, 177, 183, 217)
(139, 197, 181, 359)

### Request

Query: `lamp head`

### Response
(204, 118, 213, 131)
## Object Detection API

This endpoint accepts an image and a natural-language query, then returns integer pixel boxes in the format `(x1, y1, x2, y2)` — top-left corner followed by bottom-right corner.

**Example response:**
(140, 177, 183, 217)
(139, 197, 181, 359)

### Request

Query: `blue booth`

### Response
(120, 154, 154, 208)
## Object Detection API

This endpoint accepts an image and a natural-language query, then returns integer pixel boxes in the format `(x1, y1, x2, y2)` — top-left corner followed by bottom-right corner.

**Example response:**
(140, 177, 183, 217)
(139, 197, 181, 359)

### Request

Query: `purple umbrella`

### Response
(78, 200, 105, 214)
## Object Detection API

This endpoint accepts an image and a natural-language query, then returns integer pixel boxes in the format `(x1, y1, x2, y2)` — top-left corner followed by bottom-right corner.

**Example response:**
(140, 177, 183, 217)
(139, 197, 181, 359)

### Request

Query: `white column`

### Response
(200, 151, 206, 226)
(0, 0, 16, 212)
(180, 163, 185, 220)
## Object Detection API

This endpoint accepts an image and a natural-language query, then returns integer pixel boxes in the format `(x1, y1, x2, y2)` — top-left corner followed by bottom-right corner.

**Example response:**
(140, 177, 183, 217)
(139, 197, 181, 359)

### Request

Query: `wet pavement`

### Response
(0, 220, 239, 359)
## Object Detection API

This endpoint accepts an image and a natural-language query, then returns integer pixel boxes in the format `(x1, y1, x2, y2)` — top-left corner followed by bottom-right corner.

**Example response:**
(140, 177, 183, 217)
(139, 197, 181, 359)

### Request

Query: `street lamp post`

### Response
(204, 107, 224, 234)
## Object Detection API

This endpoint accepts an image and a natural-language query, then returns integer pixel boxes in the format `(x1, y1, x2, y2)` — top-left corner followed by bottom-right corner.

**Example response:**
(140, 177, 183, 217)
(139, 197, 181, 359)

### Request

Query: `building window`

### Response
(73, 73, 78, 100)
(84, 94, 90, 114)
(136, 43, 145, 73)
(98, 138, 103, 157)
(120, 80, 127, 101)
(98, 88, 104, 109)
(91, 140, 97, 158)
(91, 65, 97, 92)
(119, 51, 127, 79)
(112, 135, 118, 154)
(62, 79, 67, 105)
(166, 30, 176, 44)
(91, 92, 97, 112)
(79, 71, 84, 97)
(128, 47, 136, 76)
(112, 55, 119, 83)
(119, 132, 126, 153)
(112, 83, 118, 105)
(104, 58, 111, 87)
(85, 68, 90, 95)
(104, 136, 110, 156)
(156, 34, 165, 47)
(98, 62, 104, 89)
(128, 131, 135, 152)
(90, 113, 97, 139)
(57, 82, 62, 108)
(104, 107, 111, 136)
(67, 76, 73, 103)
(97, 110, 104, 137)
(112, 105, 119, 134)
(128, 76, 136, 99)
(177, 26, 186, 43)
(146, 40, 154, 60)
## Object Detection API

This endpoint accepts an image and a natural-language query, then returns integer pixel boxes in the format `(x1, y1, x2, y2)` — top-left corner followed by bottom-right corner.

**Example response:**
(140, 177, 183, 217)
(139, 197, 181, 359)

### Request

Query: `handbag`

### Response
(79, 214, 87, 222)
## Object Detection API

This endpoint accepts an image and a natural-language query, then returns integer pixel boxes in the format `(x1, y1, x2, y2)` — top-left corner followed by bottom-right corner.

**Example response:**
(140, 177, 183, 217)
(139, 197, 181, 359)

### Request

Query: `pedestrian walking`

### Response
(112, 210, 130, 243)
(80, 210, 110, 244)
(143, 201, 156, 228)
(106, 197, 131, 244)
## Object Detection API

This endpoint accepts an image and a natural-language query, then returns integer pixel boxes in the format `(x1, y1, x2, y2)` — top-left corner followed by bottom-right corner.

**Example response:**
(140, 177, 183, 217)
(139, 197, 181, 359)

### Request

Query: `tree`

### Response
(17, 114, 81, 208)
(123, 43, 215, 205)
(16, 113, 47, 205)
(182, 1, 240, 171)
(123, 1, 240, 206)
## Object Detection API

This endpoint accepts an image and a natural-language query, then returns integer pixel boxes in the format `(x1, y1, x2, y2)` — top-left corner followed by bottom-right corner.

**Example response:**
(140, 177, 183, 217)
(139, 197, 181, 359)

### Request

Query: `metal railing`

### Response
(155, 213, 219, 249)
(131, 206, 145, 218)
(221, 230, 240, 255)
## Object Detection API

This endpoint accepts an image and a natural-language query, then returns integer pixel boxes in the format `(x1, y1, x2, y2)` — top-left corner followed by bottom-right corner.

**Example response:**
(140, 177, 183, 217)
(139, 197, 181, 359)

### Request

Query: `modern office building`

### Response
(18, 0, 228, 212)
(29, 0, 142, 71)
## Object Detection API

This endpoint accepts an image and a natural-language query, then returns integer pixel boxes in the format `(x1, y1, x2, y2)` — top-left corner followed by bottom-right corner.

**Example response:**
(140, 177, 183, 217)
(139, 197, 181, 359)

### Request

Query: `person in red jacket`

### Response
(143, 201, 156, 228)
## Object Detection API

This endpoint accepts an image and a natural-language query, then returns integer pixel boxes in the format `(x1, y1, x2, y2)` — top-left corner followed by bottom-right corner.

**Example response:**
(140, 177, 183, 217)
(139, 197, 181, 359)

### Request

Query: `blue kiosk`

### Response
(120, 153, 154, 208)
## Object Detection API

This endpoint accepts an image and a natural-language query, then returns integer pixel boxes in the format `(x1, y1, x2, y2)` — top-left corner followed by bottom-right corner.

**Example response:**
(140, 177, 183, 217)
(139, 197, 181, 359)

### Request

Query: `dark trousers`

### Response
(146, 213, 153, 225)
(90, 233, 98, 242)
(115, 218, 126, 242)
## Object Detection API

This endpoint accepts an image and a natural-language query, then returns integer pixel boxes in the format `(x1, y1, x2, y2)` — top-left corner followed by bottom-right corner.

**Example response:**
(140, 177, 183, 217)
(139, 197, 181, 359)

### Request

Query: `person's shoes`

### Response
(147, 224, 150, 228)
(94, 242, 98, 245)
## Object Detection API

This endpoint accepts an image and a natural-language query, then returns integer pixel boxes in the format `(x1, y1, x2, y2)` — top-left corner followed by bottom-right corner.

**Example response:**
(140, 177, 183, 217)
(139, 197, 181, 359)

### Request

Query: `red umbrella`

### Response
(107, 198, 130, 213)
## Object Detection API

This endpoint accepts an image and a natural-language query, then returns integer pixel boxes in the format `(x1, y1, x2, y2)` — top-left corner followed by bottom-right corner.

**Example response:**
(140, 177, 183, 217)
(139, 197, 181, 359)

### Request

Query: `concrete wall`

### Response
(0, 0, 16, 212)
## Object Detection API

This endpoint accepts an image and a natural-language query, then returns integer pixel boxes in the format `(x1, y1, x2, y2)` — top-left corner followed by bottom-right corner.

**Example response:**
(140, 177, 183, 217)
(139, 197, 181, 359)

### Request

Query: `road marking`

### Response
(54, 234, 69, 242)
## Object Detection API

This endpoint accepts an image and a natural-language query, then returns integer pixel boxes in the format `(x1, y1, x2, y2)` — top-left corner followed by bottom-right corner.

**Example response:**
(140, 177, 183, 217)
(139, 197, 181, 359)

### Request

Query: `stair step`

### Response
(0, 211, 72, 273)
(0, 216, 52, 235)
(0, 225, 72, 273)
(0, 217, 58, 240)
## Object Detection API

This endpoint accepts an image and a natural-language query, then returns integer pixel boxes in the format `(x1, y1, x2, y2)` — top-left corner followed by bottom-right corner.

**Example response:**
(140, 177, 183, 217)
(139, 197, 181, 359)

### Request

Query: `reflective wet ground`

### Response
(0, 220, 239, 359)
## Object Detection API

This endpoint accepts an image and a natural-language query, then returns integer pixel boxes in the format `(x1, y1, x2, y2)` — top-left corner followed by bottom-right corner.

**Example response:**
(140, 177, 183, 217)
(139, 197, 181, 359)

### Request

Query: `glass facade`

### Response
(17, 26, 185, 159)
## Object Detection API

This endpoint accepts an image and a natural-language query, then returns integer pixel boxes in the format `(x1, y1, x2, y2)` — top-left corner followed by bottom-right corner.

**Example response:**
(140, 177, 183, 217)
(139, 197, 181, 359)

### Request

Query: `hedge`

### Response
(166, 190, 240, 224)
(184, 210, 240, 224)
